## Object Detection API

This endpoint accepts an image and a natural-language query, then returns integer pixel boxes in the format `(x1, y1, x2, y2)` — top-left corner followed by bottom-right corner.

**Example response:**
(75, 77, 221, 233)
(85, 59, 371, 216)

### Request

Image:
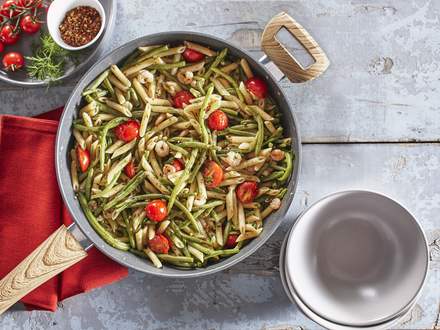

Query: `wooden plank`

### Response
(2, 143, 438, 329)
(1, 0, 439, 143)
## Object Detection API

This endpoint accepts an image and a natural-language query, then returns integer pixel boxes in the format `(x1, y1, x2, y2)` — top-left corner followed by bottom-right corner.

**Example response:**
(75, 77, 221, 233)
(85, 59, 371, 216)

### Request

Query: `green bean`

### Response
(99, 117, 128, 171)
(204, 48, 227, 81)
(78, 193, 130, 251)
(103, 78, 114, 96)
(278, 152, 293, 183)
(168, 148, 198, 213)
(188, 242, 214, 255)
(188, 150, 207, 183)
(207, 248, 240, 258)
(85, 69, 109, 92)
(149, 61, 186, 70)
(103, 171, 146, 210)
(255, 113, 264, 155)
(193, 200, 224, 210)
(167, 141, 189, 156)
(73, 124, 101, 132)
(199, 84, 214, 144)
(84, 168, 94, 201)
(157, 255, 194, 263)
(122, 211, 136, 248)
(177, 141, 216, 150)
(135, 45, 168, 64)
(262, 171, 284, 182)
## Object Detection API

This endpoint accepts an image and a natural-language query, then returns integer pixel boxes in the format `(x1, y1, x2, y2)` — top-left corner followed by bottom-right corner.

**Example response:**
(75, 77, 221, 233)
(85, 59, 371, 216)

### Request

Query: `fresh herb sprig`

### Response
(26, 33, 72, 81)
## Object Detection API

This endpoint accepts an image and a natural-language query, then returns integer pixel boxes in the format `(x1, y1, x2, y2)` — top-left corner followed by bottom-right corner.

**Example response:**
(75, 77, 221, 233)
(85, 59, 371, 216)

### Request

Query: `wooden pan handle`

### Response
(261, 12, 329, 83)
(0, 225, 87, 315)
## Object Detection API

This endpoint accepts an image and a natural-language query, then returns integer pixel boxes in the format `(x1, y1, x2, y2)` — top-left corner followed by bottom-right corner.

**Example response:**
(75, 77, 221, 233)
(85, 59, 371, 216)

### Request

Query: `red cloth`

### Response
(0, 108, 128, 311)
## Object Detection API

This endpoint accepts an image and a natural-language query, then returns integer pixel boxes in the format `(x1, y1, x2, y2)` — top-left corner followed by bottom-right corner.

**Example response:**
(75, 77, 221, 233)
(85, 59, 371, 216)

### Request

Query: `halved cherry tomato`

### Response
(225, 234, 238, 249)
(172, 90, 194, 109)
(145, 199, 168, 222)
(76, 146, 90, 173)
(0, 42, 4, 53)
(0, 24, 20, 45)
(0, 0, 20, 18)
(20, 14, 41, 34)
(2, 52, 24, 71)
(203, 160, 224, 188)
(244, 76, 268, 99)
(149, 233, 170, 254)
(182, 48, 205, 63)
(207, 110, 229, 131)
(172, 159, 184, 172)
(114, 120, 140, 142)
(124, 161, 136, 178)
(236, 181, 259, 204)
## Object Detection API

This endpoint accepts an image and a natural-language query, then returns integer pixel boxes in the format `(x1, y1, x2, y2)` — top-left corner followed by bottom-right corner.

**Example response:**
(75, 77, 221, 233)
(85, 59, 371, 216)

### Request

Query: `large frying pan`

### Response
(0, 12, 329, 314)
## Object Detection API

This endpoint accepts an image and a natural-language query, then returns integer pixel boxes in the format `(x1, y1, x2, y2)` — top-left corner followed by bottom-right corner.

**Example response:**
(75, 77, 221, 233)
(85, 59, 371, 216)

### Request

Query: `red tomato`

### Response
(0, 24, 20, 45)
(0, 41, 4, 53)
(172, 159, 184, 172)
(114, 120, 140, 142)
(2, 52, 24, 71)
(207, 110, 229, 131)
(182, 48, 205, 63)
(203, 160, 224, 188)
(149, 233, 170, 254)
(20, 14, 41, 34)
(124, 161, 136, 178)
(145, 199, 168, 222)
(245, 76, 268, 99)
(225, 234, 238, 249)
(236, 181, 259, 204)
(172, 90, 194, 109)
(1, 0, 20, 18)
(76, 146, 90, 173)
(18, 0, 43, 8)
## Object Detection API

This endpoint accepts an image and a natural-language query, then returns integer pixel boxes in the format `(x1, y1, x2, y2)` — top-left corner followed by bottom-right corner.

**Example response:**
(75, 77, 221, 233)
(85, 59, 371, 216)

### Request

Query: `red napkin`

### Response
(0, 108, 128, 311)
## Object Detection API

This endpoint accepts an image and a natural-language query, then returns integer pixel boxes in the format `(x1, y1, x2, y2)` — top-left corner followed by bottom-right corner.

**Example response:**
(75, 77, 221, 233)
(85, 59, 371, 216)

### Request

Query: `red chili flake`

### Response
(59, 6, 102, 47)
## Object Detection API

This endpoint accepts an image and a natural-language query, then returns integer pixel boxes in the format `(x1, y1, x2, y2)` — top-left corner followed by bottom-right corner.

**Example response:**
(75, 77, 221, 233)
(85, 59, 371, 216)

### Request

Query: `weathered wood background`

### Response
(1, 0, 439, 329)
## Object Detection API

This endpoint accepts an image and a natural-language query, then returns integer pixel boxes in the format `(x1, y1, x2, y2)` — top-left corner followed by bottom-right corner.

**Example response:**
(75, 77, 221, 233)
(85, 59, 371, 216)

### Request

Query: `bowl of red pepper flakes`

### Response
(47, 0, 106, 51)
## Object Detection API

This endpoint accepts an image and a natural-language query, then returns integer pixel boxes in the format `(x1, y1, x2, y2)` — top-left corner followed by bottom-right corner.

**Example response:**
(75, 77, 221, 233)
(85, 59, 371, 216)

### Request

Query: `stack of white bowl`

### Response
(279, 190, 429, 330)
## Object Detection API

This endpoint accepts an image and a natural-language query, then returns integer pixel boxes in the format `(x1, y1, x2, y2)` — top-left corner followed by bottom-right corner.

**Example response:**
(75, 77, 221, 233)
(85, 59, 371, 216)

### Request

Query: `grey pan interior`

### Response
(285, 190, 429, 326)
(55, 32, 301, 278)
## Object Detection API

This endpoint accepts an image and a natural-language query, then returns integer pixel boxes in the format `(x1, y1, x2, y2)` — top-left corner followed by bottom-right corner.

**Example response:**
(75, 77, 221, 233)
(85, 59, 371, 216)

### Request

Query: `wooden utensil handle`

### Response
(261, 12, 329, 83)
(0, 225, 87, 315)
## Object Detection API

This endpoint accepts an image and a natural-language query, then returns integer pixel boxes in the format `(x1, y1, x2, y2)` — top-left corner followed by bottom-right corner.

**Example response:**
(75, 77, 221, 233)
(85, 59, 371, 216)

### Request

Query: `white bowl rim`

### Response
(47, 0, 106, 51)
(284, 189, 430, 327)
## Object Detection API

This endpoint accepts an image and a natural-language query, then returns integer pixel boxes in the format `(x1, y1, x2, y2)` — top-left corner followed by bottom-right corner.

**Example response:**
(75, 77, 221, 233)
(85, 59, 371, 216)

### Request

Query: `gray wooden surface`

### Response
(1, 0, 439, 329)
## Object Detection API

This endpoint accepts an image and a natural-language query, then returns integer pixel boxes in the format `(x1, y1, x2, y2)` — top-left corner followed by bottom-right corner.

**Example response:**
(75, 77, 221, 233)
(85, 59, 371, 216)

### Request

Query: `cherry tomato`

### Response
(0, 41, 4, 53)
(149, 233, 170, 254)
(124, 161, 136, 178)
(0, 24, 20, 45)
(0, 0, 20, 18)
(172, 90, 194, 109)
(236, 181, 259, 204)
(203, 160, 224, 188)
(225, 234, 238, 249)
(245, 76, 268, 99)
(114, 120, 140, 142)
(145, 199, 168, 222)
(76, 146, 90, 173)
(172, 159, 184, 172)
(2, 52, 24, 71)
(207, 110, 229, 131)
(182, 48, 205, 63)
(20, 14, 41, 34)
(18, 0, 43, 8)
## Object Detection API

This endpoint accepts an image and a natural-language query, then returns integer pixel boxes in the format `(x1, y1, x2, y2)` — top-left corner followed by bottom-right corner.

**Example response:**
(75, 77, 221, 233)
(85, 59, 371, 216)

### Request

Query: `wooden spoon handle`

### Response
(261, 12, 329, 83)
(0, 225, 87, 315)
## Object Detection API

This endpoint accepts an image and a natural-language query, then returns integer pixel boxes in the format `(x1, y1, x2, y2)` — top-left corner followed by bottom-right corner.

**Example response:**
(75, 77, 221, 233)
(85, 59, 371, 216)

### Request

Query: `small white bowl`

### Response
(47, 0, 106, 51)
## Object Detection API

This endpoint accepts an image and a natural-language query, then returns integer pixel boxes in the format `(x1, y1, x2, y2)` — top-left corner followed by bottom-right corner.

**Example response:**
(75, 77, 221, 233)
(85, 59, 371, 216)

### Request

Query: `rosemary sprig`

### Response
(25, 33, 72, 81)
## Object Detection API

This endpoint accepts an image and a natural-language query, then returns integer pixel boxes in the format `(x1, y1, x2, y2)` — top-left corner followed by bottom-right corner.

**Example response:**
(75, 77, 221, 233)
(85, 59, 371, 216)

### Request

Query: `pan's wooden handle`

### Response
(0, 225, 87, 315)
(261, 12, 329, 83)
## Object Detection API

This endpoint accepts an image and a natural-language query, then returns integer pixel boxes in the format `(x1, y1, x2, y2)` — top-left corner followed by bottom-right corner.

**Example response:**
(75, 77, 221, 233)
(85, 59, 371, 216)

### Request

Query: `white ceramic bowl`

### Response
(279, 224, 420, 330)
(284, 190, 429, 327)
(47, 0, 106, 51)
